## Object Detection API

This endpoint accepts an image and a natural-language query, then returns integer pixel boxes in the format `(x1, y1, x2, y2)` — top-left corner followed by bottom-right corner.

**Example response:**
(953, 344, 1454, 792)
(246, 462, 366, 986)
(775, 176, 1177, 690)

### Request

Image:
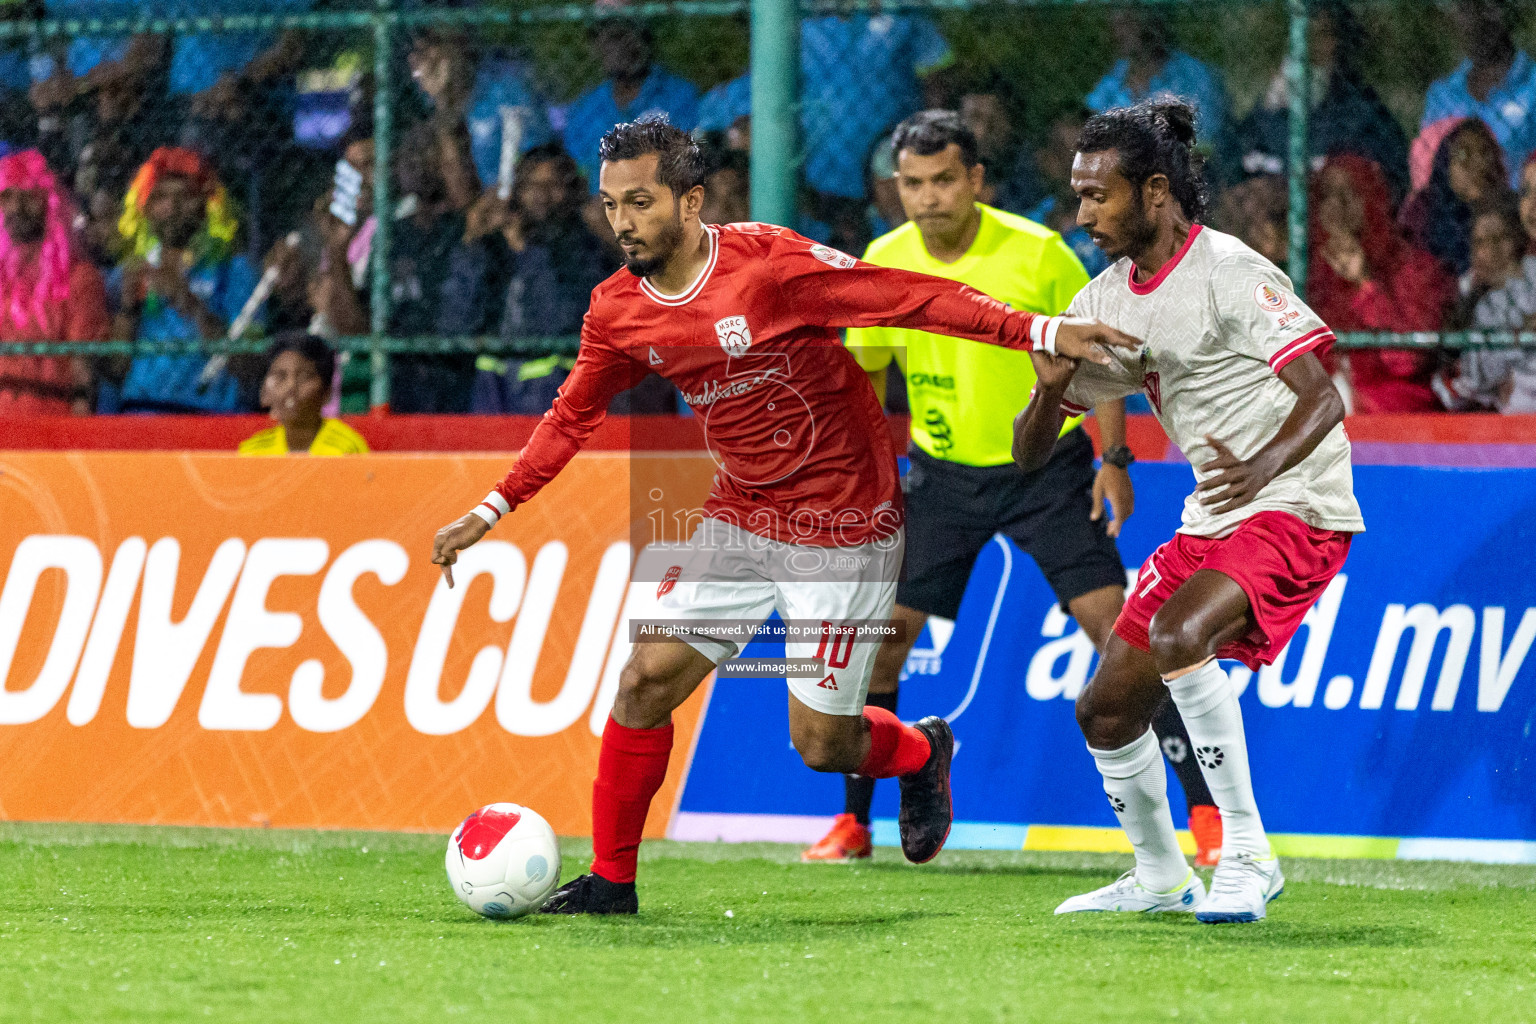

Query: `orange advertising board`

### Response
(0, 451, 714, 837)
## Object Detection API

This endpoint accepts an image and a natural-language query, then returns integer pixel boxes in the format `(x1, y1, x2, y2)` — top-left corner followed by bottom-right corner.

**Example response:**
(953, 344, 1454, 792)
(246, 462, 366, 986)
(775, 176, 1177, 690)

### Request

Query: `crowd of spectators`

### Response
(0, 0, 1534, 419)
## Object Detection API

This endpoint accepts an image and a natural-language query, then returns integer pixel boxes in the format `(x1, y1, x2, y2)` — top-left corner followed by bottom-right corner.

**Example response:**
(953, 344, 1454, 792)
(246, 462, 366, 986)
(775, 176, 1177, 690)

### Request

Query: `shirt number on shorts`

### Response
(815, 621, 855, 670)
(1137, 558, 1164, 599)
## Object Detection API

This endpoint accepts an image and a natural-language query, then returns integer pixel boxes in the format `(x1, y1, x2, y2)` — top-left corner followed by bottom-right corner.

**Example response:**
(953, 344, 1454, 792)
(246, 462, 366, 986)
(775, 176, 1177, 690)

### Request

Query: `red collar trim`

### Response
(1128, 224, 1202, 295)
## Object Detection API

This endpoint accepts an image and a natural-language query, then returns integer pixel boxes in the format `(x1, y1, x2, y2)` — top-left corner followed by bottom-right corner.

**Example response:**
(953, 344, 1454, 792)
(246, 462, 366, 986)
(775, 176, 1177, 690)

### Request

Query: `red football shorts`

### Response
(1113, 510, 1354, 670)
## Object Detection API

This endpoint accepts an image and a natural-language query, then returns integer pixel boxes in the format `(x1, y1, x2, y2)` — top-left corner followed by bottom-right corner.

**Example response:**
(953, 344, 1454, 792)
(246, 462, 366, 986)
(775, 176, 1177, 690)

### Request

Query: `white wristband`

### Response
(471, 490, 511, 527)
(1042, 316, 1064, 356)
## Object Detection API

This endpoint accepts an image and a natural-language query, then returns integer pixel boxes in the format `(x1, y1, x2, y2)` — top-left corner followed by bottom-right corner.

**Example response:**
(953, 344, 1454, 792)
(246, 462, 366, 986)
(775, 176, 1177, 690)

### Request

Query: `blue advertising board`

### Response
(672, 464, 1536, 862)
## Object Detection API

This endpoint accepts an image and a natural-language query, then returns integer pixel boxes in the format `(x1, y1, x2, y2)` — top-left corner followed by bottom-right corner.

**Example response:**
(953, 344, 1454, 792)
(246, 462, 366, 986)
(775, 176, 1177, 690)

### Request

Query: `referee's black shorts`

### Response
(896, 428, 1126, 620)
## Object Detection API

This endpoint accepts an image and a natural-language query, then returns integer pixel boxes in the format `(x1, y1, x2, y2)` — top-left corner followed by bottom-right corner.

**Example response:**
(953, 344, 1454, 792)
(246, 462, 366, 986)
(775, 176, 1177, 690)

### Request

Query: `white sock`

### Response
(1164, 660, 1272, 859)
(1090, 730, 1189, 893)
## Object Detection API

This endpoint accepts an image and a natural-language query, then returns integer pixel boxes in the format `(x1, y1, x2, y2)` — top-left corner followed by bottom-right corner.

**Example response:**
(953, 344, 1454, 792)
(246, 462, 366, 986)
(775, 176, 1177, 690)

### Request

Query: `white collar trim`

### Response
(639, 225, 719, 306)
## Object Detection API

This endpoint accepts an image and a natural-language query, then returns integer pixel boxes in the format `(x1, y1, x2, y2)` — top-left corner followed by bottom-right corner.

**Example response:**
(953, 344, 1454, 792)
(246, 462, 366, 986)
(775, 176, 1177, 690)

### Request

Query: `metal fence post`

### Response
(370, 0, 395, 411)
(1286, 0, 1309, 296)
(749, 0, 798, 226)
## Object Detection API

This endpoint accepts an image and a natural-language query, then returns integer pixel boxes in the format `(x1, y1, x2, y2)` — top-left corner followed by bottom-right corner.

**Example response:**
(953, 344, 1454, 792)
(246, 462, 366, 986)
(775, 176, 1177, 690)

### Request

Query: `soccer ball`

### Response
(445, 803, 562, 919)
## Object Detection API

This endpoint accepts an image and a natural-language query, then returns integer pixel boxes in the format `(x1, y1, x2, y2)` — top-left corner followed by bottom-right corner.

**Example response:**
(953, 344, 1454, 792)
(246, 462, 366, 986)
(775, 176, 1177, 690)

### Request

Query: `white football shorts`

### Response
(638, 517, 903, 716)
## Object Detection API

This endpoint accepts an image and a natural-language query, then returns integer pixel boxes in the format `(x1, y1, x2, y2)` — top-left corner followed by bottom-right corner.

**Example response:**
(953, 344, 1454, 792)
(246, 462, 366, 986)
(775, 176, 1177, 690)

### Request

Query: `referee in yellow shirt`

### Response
(803, 110, 1220, 864)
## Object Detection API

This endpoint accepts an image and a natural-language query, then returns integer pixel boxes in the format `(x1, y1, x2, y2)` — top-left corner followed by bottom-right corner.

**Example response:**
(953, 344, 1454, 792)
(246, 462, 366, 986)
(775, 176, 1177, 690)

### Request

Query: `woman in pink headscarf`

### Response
(0, 149, 110, 416)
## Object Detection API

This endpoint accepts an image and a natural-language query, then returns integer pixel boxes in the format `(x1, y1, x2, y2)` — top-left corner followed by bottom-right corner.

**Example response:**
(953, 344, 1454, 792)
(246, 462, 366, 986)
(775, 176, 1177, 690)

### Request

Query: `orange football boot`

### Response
(1190, 804, 1223, 867)
(801, 813, 873, 862)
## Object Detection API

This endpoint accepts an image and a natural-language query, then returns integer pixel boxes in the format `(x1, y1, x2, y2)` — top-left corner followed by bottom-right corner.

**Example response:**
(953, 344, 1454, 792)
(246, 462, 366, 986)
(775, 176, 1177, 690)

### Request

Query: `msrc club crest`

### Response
(715, 315, 753, 356)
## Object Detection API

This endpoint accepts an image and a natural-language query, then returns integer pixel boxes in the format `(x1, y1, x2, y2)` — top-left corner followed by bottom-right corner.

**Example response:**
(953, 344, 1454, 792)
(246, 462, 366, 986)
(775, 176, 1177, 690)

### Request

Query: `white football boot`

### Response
(1054, 869, 1205, 915)
(1195, 852, 1284, 923)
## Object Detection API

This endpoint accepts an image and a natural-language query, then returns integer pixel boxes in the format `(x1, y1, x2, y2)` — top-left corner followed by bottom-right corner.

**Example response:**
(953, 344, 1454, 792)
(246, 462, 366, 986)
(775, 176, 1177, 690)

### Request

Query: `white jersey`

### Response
(1060, 225, 1365, 538)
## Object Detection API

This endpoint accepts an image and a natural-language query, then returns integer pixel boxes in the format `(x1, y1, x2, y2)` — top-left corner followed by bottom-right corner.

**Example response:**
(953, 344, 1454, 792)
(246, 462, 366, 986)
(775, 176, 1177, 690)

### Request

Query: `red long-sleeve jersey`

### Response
(484, 223, 1046, 547)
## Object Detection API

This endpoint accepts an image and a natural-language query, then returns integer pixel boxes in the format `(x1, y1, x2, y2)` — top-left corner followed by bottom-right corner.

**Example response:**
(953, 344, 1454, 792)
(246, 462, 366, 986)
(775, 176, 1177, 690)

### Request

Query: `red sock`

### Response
(590, 717, 674, 884)
(857, 706, 931, 778)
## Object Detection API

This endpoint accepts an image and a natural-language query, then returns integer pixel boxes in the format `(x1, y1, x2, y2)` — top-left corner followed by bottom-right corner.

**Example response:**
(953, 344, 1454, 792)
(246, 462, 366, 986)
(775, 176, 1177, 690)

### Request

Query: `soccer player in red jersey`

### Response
(430, 117, 1138, 914)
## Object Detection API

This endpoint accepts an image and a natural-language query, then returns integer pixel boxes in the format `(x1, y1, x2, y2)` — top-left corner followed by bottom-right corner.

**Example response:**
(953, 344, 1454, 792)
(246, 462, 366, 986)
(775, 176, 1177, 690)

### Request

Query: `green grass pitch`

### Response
(2, 823, 1533, 1024)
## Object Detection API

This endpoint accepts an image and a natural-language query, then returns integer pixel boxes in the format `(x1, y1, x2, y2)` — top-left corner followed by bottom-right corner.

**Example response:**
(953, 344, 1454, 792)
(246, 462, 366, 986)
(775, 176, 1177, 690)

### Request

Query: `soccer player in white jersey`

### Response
(1013, 100, 1365, 923)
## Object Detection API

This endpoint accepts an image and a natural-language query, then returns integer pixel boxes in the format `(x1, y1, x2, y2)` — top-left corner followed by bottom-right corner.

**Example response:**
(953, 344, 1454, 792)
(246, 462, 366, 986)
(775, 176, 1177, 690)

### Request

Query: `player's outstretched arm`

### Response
(1012, 350, 1079, 472)
(1196, 351, 1346, 515)
(431, 514, 491, 589)
(769, 232, 1140, 362)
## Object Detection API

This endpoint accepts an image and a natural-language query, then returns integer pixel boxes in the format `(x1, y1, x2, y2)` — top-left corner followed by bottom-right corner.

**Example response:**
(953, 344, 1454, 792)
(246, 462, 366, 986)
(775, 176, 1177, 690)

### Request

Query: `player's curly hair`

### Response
(599, 114, 706, 197)
(1077, 98, 1209, 222)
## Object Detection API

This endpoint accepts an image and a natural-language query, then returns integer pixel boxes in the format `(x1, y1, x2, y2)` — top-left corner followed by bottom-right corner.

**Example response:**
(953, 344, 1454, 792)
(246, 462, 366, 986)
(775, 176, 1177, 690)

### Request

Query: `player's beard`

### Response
(621, 214, 685, 278)
(1113, 191, 1161, 261)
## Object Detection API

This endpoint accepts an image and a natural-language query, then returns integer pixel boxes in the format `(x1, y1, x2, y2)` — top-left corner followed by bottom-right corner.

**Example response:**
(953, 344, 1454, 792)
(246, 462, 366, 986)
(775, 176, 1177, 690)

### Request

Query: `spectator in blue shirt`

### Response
(1422, 0, 1536, 187)
(173, 0, 311, 99)
(695, 14, 950, 253)
(410, 29, 555, 195)
(561, 20, 699, 188)
(28, 1, 168, 178)
(696, 73, 752, 148)
(1086, 11, 1235, 183)
(107, 146, 258, 413)
(801, 12, 950, 254)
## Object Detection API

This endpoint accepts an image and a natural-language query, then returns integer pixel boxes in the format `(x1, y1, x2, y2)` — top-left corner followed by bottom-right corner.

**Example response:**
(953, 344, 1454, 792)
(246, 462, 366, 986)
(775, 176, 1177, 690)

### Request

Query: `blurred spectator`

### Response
(1237, 0, 1409, 205)
(800, 10, 951, 255)
(175, 0, 310, 100)
(1086, 10, 1233, 180)
(1447, 193, 1524, 327)
(71, 134, 139, 269)
(700, 146, 750, 226)
(1309, 155, 1454, 413)
(1024, 109, 1111, 277)
(0, 149, 109, 416)
(108, 146, 257, 413)
(696, 73, 751, 150)
(307, 129, 375, 343)
(177, 4, 315, 256)
(1401, 117, 1507, 275)
(451, 145, 612, 414)
(410, 30, 555, 202)
(692, 13, 950, 252)
(1214, 173, 1289, 268)
(314, 121, 480, 413)
(28, 3, 168, 183)
(561, 20, 699, 188)
(1422, 0, 1536, 186)
(240, 332, 368, 455)
(1439, 192, 1536, 412)
(959, 78, 1044, 217)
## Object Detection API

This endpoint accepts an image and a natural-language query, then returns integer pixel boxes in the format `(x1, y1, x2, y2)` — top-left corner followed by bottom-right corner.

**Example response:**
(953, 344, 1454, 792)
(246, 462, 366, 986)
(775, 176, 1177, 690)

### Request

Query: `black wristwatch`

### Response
(1102, 445, 1135, 469)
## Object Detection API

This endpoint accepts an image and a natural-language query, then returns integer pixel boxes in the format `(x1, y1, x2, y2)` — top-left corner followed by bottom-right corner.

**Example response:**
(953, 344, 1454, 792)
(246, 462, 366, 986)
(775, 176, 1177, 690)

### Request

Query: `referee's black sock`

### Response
(845, 688, 900, 825)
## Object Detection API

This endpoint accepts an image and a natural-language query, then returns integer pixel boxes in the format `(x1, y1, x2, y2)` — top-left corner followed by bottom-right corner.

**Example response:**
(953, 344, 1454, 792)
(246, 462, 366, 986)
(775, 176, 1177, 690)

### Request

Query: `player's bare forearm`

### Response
(1196, 352, 1345, 515)
(1013, 348, 1078, 471)
(1255, 353, 1346, 480)
(1096, 399, 1127, 451)
(1013, 389, 1065, 471)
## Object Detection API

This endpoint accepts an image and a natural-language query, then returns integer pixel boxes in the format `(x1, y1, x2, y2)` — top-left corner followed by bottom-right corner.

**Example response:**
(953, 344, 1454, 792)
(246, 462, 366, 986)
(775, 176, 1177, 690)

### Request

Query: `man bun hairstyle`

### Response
(1077, 98, 1209, 222)
(890, 109, 980, 169)
(598, 114, 706, 196)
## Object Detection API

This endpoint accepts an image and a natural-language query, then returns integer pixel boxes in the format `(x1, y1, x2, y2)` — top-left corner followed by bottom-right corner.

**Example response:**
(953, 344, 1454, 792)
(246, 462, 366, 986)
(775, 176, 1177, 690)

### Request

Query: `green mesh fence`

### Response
(0, 0, 1530, 414)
